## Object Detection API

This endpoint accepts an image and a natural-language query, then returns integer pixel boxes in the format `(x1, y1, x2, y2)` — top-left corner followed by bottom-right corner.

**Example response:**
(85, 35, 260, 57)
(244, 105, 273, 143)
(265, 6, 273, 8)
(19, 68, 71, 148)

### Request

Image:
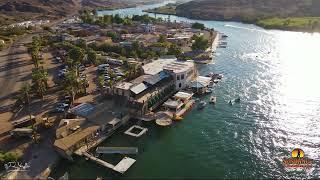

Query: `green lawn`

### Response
(256, 17, 320, 32)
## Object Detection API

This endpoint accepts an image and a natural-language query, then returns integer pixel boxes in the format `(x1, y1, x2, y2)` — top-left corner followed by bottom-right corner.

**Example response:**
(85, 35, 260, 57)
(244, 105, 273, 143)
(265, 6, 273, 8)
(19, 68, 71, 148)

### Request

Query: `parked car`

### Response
(98, 64, 109, 71)
(57, 103, 69, 109)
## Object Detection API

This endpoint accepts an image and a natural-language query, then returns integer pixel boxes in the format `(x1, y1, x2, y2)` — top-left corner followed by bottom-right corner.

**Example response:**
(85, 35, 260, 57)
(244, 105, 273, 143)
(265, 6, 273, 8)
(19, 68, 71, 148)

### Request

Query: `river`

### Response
(52, 1, 320, 179)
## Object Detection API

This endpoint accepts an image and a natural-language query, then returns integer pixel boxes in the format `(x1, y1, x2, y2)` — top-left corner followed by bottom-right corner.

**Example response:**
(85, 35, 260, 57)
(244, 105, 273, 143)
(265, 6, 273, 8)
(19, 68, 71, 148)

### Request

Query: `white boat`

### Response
(209, 96, 217, 104)
(217, 74, 223, 79)
(198, 101, 207, 109)
(205, 88, 212, 94)
(213, 79, 219, 84)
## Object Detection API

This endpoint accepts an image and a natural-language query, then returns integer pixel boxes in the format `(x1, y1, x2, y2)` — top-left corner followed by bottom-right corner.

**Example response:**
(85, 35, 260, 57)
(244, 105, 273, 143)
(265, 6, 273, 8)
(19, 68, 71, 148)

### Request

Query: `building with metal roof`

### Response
(142, 57, 176, 75)
(130, 83, 149, 95)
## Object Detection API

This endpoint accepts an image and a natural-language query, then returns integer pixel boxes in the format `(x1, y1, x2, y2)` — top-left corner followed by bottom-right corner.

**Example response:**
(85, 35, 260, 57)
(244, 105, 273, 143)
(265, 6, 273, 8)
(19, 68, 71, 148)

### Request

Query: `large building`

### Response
(109, 57, 196, 115)
(163, 61, 195, 90)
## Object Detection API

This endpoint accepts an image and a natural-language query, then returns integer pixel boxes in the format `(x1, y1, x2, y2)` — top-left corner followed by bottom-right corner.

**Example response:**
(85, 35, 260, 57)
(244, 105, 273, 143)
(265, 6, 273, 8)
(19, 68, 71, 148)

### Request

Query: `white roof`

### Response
(163, 99, 184, 109)
(174, 91, 193, 100)
(108, 118, 121, 126)
(115, 82, 133, 90)
(191, 76, 211, 88)
(142, 58, 177, 75)
(163, 61, 194, 74)
(130, 83, 148, 95)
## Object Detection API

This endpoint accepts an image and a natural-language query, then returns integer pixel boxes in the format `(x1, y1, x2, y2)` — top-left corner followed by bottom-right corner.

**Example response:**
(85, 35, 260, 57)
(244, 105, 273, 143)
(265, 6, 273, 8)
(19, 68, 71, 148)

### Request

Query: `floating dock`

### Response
(96, 147, 138, 154)
(124, 125, 148, 137)
(83, 152, 136, 174)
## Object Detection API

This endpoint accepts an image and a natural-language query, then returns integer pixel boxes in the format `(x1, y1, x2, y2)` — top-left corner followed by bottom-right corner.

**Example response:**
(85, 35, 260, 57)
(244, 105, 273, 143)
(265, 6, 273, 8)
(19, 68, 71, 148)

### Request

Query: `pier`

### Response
(96, 147, 138, 154)
(83, 152, 136, 174)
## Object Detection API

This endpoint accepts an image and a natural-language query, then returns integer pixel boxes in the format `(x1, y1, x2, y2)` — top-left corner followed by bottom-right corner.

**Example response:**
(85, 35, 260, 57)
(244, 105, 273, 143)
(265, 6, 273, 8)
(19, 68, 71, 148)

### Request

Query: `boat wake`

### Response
(224, 24, 273, 34)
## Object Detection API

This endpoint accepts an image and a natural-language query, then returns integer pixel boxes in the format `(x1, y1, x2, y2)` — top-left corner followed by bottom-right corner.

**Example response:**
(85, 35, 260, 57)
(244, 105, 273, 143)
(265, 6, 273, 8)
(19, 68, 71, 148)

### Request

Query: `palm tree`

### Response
(31, 68, 48, 100)
(20, 83, 32, 104)
(18, 83, 33, 119)
(31, 51, 40, 68)
(63, 70, 79, 104)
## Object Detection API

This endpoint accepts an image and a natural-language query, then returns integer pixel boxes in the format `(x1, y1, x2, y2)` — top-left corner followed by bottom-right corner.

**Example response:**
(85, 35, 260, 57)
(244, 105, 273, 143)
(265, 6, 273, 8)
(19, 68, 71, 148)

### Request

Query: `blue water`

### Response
(52, 2, 320, 179)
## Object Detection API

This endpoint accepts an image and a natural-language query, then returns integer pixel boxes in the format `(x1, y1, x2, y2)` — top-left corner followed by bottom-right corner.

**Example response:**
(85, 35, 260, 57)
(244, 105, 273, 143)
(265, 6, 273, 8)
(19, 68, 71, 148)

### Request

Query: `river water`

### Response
(52, 2, 320, 179)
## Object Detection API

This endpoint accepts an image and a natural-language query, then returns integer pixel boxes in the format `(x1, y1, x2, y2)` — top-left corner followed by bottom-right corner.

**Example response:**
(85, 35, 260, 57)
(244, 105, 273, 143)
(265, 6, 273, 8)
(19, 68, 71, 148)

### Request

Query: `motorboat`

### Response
(235, 97, 241, 103)
(172, 115, 183, 121)
(205, 88, 213, 94)
(198, 101, 207, 109)
(208, 81, 214, 88)
(217, 74, 223, 79)
(206, 72, 214, 77)
(209, 96, 217, 104)
(213, 79, 219, 84)
(221, 34, 229, 38)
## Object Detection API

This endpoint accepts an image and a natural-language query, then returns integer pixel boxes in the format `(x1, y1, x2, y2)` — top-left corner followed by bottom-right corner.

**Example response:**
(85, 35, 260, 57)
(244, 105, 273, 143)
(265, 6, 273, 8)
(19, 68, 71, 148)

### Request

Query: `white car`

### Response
(98, 64, 109, 71)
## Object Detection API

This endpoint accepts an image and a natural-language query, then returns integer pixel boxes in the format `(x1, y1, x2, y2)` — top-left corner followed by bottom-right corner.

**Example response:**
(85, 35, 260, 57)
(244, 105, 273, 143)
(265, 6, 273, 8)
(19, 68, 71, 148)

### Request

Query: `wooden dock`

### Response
(96, 147, 138, 154)
(83, 152, 114, 169)
(83, 152, 136, 174)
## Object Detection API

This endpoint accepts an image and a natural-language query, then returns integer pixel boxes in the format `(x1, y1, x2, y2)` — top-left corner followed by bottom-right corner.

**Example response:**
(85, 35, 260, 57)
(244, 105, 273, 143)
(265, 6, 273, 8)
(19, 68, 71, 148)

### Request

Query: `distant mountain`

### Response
(0, 0, 164, 25)
(0, 0, 80, 25)
(176, 0, 320, 21)
(0, 0, 77, 16)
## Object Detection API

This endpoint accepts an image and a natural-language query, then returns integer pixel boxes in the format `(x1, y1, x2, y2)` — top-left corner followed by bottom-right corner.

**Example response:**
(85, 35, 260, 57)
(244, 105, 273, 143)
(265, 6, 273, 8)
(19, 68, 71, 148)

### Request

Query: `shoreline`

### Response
(143, 9, 320, 33)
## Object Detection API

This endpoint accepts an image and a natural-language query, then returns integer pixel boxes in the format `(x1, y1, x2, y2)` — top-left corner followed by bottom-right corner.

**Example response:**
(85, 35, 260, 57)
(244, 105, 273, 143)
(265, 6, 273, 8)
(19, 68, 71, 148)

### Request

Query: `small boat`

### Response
(217, 74, 223, 79)
(213, 79, 219, 84)
(172, 115, 183, 121)
(221, 34, 228, 38)
(206, 72, 214, 77)
(209, 96, 217, 104)
(198, 101, 207, 109)
(234, 97, 241, 103)
(208, 81, 214, 88)
(156, 118, 172, 126)
(228, 100, 233, 105)
(205, 88, 212, 94)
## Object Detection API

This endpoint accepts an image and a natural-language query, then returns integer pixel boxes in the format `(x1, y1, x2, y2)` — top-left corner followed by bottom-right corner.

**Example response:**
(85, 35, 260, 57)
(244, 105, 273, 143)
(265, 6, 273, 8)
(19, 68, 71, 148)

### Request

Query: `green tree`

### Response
(168, 43, 182, 57)
(158, 34, 167, 43)
(113, 14, 124, 24)
(87, 49, 97, 65)
(63, 70, 79, 104)
(191, 35, 209, 51)
(19, 83, 32, 105)
(106, 31, 118, 41)
(192, 22, 205, 30)
(98, 74, 105, 88)
(68, 46, 85, 65)
(31, 68, 48, 99)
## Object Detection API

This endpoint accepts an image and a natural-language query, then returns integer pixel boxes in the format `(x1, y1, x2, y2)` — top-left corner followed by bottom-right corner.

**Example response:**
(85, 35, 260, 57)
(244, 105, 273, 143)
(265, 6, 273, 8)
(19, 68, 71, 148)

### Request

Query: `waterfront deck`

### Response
(124, 125, 148, 137)
(176, 99, 196, 117)
(83, 152, 136, 174)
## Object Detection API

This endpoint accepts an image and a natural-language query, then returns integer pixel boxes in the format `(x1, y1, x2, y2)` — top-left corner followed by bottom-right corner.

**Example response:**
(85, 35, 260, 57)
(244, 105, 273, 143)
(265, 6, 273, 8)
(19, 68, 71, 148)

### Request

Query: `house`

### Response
(163, 60, 195, 90)
(53, 103, 130, 160)
(142, 24, 156, 33)
(120, 41, 133, 48)
(113, 82, 134, 98)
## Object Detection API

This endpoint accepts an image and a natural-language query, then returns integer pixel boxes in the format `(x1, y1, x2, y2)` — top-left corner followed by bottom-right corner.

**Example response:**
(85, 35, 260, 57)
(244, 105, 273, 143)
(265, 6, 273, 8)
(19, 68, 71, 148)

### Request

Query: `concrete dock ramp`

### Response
(113, 157, 136, 174)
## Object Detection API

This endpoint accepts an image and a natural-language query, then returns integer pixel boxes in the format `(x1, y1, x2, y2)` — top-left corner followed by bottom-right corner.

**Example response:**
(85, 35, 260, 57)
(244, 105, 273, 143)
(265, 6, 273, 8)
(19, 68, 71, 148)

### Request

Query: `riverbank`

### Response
(144, 0, 320, 33)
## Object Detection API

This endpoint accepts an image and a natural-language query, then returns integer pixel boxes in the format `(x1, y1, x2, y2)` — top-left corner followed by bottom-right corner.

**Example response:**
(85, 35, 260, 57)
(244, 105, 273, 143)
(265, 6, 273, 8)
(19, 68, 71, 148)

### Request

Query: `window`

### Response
(177, 75, 180, 80)
(181, 74, 185, 80)
(179, 83, 182, 88)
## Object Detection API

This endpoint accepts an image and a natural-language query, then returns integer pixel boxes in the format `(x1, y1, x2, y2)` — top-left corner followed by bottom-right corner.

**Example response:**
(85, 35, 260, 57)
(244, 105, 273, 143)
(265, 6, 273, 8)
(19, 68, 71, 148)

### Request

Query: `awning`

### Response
(130, 83, 148, 95)
(108, 118, 121, 126)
